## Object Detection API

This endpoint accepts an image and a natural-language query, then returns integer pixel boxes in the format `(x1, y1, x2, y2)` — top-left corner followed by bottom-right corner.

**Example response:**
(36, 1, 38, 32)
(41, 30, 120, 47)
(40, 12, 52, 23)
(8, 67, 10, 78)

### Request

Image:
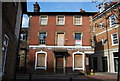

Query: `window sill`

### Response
(56, 24, 65, 26)
(35, 67, 46, 70)
(74, 24, 82, 26)
(73, 68, 84, 71)
(112, 44, 119, 46)
(40, 24, 48, 26)
(110, 24, 116, 28)
(39, 45, 46, 46)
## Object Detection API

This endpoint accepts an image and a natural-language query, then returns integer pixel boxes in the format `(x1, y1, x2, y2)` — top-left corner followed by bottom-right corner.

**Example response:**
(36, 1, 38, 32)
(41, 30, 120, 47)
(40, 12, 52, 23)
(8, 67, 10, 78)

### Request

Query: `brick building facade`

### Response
(2, 2, 26, 81)
(18, 28, 28, 71)
(27, 2, 96, 75)
(91, 1, 120, 73)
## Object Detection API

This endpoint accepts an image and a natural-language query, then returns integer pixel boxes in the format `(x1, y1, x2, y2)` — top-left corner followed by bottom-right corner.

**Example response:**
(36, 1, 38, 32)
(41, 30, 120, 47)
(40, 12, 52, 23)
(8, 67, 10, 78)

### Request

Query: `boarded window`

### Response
(57, 33, 64, 46)
(74, 54, 83, 68)
(37, 53, 45, 67)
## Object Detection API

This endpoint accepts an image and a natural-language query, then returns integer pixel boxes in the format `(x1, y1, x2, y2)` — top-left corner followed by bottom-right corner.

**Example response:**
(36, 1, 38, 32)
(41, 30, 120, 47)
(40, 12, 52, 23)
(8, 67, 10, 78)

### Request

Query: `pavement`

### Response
(15, 72, 119, 81)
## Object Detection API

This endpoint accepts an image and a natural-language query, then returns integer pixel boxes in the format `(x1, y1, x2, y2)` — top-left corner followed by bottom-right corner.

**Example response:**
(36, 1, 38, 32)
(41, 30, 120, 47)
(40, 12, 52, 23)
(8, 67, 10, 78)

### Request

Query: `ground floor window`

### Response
(73, 51, 84, 71)
(113, 52, 119, 72)
(35, 50, 47, 70)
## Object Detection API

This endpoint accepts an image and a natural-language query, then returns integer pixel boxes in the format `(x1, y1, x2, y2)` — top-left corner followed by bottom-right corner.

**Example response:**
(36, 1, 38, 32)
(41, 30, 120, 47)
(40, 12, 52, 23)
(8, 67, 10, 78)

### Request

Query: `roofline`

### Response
(26, 12, 97, 16)
(92, 2, 120, 21)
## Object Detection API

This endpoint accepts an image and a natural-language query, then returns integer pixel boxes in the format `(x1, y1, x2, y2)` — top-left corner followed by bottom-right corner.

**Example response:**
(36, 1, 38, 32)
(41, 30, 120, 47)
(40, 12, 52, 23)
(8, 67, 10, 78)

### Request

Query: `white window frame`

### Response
(72, 51, 85, 71)
(99, 4, 105, 13)
(35, 50, 47, 70)
(111, 33, 119, 46)
(101, 39, 105, 45)
(39, 32, 47, 45)
(109, 14, 116, 27)
(20, 34, 26, 41)
(99, 22, 104, 29)
(40, 15, 48, 25)
(2, 34, 9, 74)
(74, 33, 82, 46)
(113, 52, 119, 72)
(56, 15, 65, 25)
(74, 15, 82, 26)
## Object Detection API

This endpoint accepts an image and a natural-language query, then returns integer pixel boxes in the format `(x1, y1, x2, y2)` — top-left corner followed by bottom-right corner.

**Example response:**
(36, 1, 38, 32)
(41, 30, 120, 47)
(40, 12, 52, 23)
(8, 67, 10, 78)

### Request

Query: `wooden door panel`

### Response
(56, 57, 63, 73)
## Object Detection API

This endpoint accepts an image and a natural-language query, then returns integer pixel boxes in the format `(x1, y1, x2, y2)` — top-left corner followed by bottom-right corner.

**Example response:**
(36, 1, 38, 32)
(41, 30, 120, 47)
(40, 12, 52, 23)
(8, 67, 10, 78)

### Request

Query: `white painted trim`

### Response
(35, 50, 47, 70)
(72, 51, 85, 71)
(29, 45, 92, 48)
(95, 25, 119, 36)
(84, 51, 94, 54)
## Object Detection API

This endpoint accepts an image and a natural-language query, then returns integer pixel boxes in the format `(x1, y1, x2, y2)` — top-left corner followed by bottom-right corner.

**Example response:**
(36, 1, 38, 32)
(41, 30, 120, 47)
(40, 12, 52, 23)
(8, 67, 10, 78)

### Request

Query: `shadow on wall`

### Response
(91, 36, 108, 72)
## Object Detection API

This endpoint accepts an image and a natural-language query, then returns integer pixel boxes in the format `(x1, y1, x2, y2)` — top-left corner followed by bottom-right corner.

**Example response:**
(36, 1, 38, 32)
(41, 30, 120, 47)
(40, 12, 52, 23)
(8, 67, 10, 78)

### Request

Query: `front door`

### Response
(93, 57, 98, 72)
(102, 57, 108, 72)
(56, 57, 64, 73)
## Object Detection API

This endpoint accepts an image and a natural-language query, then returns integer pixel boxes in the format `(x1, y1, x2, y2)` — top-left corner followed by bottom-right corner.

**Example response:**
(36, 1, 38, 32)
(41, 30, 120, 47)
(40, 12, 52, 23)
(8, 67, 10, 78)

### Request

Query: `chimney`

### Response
(80, 9, 85, 12)
(33, 2, 40, 12)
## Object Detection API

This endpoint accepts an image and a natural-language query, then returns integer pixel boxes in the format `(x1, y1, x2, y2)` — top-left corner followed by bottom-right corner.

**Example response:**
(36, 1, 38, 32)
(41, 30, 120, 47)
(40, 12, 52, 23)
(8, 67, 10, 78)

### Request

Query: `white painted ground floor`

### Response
(91, 48, 119, 73)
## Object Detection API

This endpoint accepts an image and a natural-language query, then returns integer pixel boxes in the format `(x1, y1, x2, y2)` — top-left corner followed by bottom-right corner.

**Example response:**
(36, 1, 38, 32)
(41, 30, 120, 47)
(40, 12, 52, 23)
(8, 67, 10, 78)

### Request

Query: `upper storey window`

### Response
(74, 16, 82, 25)
(111, 33, 119, 46)
(74, 33, 82, 46)
(20, 34, 26, 41)
(40, 15, 48, 25)
(99, 5, 105, 13)
(39, 32, 46, 45)
(56, 15, 65, 25)
(109, 14, 116, 27)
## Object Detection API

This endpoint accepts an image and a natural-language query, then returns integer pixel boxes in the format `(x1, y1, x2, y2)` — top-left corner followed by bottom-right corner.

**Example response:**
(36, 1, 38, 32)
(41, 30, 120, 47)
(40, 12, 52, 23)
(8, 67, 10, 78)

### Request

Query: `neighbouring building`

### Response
(18, 28, 28, 72)
(27, 2, 96, 75)
(2, 2, 26, 81)
(91, 1, 120, 73)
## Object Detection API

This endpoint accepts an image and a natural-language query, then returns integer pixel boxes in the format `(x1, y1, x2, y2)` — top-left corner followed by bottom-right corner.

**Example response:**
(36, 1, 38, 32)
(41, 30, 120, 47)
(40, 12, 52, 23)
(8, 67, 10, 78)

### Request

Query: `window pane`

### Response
(74, 16, 82, 25)
(110, 15, 116, 26)
(75, 33, 82, 45)
(39, 33, 46, 44)
(40, 16, 47, 25)
(112, 33, 118, 45)
(75, 33, 81, 40)
(57, 16, 64, 25)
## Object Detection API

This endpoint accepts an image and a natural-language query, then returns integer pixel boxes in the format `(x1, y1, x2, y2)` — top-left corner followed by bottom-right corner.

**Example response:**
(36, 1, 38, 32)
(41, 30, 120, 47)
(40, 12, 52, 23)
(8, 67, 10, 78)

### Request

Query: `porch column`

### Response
(54, 57, 56, 73)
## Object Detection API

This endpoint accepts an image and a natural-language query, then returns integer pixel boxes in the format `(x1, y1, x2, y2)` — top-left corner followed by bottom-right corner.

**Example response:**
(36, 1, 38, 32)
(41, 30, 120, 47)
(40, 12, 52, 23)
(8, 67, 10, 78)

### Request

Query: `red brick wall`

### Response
(29, 15, 92, 46)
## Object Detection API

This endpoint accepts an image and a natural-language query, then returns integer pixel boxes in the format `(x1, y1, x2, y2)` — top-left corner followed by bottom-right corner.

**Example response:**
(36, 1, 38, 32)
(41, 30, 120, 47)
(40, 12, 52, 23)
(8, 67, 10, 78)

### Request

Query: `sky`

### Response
(22, 2, 101, 28)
